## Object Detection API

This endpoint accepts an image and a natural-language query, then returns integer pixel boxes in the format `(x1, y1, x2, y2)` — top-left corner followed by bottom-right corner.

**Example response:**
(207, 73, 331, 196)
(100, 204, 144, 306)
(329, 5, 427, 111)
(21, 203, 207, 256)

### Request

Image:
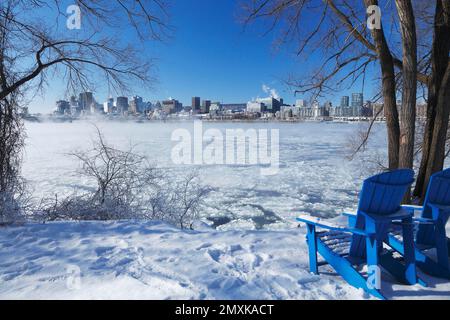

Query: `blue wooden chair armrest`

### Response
(391, 216, 433, 225)
(342, 212, 356, 218)
(343, 209, 413, 222)
(342, 212, 357, 228)
(296, 216, 372, 237)
(359, 208, 413, 222)
(401, 205, 424, 213)
(412, 217, 435, 225)
(424, 203, 450, 221)
(428, 203, 450, 213)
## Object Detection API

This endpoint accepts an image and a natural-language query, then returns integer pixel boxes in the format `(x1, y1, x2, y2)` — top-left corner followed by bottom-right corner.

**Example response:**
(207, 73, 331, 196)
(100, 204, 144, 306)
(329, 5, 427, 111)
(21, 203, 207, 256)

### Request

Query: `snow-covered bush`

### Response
(0, 94, 28, 225)
(35, 127, 211, 229)
(34, 192, 135, 221)
(0, 191, 22, 225)
(140, 171, 211, 229)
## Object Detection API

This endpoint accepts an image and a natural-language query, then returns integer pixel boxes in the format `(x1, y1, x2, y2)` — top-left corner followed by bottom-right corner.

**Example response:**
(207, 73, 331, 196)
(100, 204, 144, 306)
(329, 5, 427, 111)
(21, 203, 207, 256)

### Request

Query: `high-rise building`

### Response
(201, 100, 211, 113)
(351, 93, 363, 117)
(55, 100, 70, 115)
(256, 97, 282, 113)
(221, 103, 247, 113)
(296, 99, 308, 108)
(323, 101, 332, 117)
(247, 101, 265, 113)
(116, 96, 129, 113)
(69, 96, 80, 115)
(129, 96, 144, 114)
(362, 100, 373, 117)
(90, 102, 104, 114)
(351, 93, 363, 107)
(103, 98, 114, 113)
(340, 96, 350, 107)
(192, 97, 201, 112)
(79, 92, 94, 111)
(70, 96, 78, 107)
(162, 99, 182, 114)
(209, 102, 222, 116)
(372, 103, 384, 119)
(247, 97, 283, 114)
(143, 101, 153, 114)
(337, 96, 350, 117)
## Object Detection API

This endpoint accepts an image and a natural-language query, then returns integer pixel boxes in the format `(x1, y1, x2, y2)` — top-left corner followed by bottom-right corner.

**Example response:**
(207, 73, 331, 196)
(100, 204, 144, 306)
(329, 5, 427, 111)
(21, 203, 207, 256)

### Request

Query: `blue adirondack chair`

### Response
(297, 169, 422, 300)
(385, 168, 450, 279)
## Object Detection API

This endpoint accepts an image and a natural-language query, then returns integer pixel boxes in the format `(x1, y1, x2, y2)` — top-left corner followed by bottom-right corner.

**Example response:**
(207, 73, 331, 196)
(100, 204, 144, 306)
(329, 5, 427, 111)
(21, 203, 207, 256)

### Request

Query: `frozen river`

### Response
(23, 120, 388, 230)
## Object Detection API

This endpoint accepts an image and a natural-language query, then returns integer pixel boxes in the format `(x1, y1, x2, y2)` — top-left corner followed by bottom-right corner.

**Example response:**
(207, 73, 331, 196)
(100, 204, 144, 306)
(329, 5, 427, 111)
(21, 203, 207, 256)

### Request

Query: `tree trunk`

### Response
(423, 64, 450, 195)
(414, 0, 450, 200)
(396, 0, 417, 171)
(365, 0, 400, 170)
(395, 0, 417, 202)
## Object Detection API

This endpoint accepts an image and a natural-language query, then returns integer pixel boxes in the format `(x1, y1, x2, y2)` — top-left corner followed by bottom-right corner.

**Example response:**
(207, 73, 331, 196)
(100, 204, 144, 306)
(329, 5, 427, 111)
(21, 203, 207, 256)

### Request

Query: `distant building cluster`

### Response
(277, 93, 370, 121)
(56, 92, 142, 116)
(55, 92, 167, 120)
(52, 91, 427, 122)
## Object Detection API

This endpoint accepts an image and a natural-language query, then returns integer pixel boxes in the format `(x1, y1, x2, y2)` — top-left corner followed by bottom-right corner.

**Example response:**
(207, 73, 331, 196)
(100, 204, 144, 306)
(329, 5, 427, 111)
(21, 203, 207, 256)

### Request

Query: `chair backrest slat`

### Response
(349, 169, 414, 258)
(417, 168, 450, 245)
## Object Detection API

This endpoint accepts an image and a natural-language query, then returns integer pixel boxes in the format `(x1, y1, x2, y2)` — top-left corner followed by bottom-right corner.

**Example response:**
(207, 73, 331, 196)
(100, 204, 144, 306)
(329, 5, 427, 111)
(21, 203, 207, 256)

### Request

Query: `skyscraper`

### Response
(55, 100, 70, 115)
(340, 96, 350, 107)
(296, 99, 308, 108)
(116, 96, 129, 114)
(351, 93, 363, 117)
(79, 92, 94, 111)
(192, 97, 201, 112)
(162, 99, 182, 114)
(129, 96, 144, 114)
(201, 100, 211, 113)
(351, 93, 363, 107)
(103, 98, 114, 113)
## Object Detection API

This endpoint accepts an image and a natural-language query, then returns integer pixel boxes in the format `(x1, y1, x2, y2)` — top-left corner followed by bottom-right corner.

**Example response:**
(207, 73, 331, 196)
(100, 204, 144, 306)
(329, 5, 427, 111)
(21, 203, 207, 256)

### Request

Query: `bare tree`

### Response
(395, 0, 417, 202)
(241, 0, 449, 202)
(37, 127, 211, 229)
(139, 171, 211, 229)
(67, 126, 155, 218)
(241, 0, 405, 169)
(363, 0, 400, 169)
(0, 0, 170, 221)
(0, 0, 171, 100)
(34, 126, 158, 221)
(414, 0, 450, 200)
(396, 0, 417, 171)
(167, 172, 211, 229)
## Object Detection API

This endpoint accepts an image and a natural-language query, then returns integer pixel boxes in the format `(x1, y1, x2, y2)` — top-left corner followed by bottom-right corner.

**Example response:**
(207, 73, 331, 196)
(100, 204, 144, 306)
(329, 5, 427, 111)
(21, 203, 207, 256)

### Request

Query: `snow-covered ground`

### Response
(1, 121, 447, 299)
(1, 219, 450, 300)
(22, 121, 387, 229)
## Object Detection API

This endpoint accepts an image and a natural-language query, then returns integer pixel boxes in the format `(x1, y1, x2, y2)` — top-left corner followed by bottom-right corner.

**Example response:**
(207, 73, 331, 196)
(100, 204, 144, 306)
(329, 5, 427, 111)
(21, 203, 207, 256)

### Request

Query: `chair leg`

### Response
(402, 217, 417, 285)
(435, 218, 450, 272)
(306, 224, 318, 274)
(366, 235, 381, 291)
(447, 238, 450, 257)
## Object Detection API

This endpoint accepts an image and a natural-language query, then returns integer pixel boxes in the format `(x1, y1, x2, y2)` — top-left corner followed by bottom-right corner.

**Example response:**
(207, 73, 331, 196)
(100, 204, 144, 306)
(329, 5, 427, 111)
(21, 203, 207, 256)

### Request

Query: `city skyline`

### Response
(53, 91, 369, 112)
(27, 0, 376, 113)
(52, 89, 393, 123)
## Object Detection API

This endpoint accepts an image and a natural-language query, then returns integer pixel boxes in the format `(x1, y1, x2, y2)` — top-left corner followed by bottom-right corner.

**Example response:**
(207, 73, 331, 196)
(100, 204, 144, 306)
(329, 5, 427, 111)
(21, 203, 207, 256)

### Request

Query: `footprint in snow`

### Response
(206, 249, 223, 262)
(94, 246, 116, 256)
(195, 243, 212, 250)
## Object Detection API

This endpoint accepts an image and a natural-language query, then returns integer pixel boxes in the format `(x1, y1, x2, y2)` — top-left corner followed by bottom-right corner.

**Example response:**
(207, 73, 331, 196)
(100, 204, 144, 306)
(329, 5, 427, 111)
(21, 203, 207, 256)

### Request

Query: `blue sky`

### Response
(29, 0, 374, 113)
